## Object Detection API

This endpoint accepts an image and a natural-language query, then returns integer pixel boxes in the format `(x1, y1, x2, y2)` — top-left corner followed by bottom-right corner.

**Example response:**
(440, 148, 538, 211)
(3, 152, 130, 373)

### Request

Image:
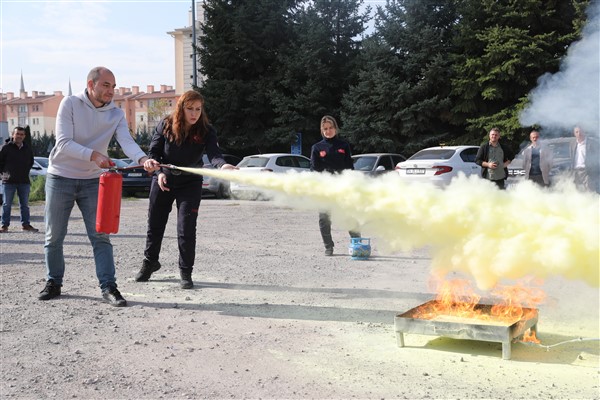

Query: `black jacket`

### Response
(149, 119, 226, 180)
(0, 140, 34, 184)
(310, 137, 354, 173)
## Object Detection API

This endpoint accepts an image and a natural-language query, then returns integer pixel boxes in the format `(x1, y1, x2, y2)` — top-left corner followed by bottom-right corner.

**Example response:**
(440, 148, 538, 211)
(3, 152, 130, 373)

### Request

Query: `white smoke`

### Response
(520, 1, 600, 136)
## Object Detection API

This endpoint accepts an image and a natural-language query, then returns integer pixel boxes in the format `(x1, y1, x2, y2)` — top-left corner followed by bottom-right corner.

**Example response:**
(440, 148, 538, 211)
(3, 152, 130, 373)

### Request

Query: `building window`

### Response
(19, 105, 27, 112)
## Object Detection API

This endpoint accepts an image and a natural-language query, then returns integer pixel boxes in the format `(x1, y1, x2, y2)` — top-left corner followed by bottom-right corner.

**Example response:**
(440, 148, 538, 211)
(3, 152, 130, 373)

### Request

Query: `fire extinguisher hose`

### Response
(158, 163, 183, 170)
(109, 163, 203, 174)
(110, 165, 146, 171)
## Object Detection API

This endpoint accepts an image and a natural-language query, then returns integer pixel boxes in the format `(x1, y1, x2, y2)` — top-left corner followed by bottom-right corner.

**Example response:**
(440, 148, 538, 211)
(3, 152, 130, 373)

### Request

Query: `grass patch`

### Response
(29, 175, 46, 202)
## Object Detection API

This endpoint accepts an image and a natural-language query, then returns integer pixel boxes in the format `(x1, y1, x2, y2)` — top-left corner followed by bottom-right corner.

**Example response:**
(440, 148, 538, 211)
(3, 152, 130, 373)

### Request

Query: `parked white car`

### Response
(229, 153, 311, 200)
(30, 159, 47, 177)
(34, 156, 49, 169)
(395, 145, 481, 187)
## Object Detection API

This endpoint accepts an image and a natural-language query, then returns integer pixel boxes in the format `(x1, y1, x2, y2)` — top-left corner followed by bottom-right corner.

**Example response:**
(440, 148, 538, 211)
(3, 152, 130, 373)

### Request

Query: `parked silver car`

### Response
(229, 153, 311, 200)
(352, 153, 406, 176)
(30, 159, 47, 177)
(506, 137, 574, 188)
(201, 154, 242, 198)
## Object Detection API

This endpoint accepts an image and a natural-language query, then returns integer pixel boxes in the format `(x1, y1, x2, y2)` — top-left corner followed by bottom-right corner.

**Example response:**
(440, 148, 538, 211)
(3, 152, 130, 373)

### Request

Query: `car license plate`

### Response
(406, 168, 425, 175)
(128, 172, 142, 177)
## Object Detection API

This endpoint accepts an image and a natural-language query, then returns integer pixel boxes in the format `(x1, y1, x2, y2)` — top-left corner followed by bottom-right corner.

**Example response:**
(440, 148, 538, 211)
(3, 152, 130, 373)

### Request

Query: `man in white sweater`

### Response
(39, 66, 149, 307)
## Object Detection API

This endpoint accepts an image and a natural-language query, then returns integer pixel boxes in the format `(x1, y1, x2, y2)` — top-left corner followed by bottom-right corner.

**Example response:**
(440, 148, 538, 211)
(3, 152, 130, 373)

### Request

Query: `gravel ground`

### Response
(0, 198, 598, 399)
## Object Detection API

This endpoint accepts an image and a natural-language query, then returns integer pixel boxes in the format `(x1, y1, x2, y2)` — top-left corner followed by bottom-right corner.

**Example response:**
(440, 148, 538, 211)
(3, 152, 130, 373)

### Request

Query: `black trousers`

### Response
(491, 179, 505, 190)
(144, 176, 202, 270)
(318, 212, 360, 249)
(527, 174, 547, 186)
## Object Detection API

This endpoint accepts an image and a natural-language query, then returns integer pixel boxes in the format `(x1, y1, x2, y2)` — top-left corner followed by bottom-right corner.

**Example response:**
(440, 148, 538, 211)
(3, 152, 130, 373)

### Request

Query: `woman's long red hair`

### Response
(163, 90, 210, 145)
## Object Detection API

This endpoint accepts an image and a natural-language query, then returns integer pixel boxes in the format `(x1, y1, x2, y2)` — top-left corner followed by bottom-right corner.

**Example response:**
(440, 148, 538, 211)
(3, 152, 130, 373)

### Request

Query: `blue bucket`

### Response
(349, 238, 371, 260)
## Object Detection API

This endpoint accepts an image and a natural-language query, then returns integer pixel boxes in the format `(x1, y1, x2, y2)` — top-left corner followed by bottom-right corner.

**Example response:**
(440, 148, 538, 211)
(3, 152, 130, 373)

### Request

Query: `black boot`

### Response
(135, 258, 161, 282)
(180, 269, 193, 289)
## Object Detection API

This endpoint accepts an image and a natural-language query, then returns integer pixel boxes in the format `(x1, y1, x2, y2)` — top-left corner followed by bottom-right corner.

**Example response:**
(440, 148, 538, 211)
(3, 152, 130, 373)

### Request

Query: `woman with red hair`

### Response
(137, 90, 236, 288)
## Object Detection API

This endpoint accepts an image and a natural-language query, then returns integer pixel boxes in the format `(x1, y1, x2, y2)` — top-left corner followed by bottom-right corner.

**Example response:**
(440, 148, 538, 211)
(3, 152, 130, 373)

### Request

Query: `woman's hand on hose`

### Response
(143, 158, 161, 172)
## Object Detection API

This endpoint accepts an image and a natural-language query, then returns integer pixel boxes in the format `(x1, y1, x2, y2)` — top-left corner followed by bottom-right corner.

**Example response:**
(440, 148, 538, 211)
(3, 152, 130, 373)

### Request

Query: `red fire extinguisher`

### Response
(96, 169, 123, 234)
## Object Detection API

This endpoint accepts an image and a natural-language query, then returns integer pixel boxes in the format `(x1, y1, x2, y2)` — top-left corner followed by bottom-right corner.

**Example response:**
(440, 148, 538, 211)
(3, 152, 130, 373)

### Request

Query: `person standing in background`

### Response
(310, 115, 359, 256)
(0, 127, 39, 233)
(522, 130, 553, 186)
(475, 127, 514, 190)
(570, 126, 600, 193)
(135, 90, 237, 289)
(38, 66, 150, 307)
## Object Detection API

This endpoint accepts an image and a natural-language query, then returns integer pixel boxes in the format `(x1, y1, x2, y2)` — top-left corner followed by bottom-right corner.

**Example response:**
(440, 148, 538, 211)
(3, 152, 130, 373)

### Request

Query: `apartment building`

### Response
(3, 91, 64, 137)
(115, 85, 179, 134)
(0, 84, 179, 140)
(169, 1, 207, 94)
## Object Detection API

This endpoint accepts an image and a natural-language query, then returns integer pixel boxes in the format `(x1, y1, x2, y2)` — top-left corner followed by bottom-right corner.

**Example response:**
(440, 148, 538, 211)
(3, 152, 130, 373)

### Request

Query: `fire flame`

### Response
(522, 328, 541, 344)
(415, 279, 545, 323)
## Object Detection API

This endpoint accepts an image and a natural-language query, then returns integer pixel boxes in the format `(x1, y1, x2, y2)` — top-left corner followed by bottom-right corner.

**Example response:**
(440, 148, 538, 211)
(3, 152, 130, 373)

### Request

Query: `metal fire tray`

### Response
(394, 300, 538, 360)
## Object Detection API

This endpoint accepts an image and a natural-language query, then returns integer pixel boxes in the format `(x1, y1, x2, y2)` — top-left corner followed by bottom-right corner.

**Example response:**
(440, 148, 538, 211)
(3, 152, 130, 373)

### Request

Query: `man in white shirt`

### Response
(570, 126, 599, 193)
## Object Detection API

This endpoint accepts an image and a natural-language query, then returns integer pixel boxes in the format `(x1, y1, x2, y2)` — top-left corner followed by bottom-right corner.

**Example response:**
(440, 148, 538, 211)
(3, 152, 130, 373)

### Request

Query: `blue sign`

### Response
(291, 132, 302, 154)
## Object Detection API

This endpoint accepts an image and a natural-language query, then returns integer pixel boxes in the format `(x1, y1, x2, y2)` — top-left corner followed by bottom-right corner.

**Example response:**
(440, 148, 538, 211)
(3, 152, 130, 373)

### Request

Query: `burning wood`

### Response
(395, 279, 544, 359)
(414, 279, 544, 323)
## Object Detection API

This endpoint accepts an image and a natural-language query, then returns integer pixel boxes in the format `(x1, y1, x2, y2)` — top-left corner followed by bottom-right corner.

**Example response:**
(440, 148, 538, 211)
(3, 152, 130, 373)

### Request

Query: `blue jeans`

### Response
(2, 183, 31, 227)
(44, 174, 117, 290)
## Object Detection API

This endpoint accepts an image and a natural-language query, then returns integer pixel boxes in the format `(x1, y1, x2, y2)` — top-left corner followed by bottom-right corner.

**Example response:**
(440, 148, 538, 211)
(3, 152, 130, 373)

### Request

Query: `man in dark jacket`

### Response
(0, 127, 39, 232)
(475, 127, 514, 190)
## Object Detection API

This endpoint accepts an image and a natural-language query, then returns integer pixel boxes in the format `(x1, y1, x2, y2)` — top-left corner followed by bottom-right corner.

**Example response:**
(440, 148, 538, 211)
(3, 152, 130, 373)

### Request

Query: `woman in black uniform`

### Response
(136, 90, 236, 288)
(310, 115, 360, 256)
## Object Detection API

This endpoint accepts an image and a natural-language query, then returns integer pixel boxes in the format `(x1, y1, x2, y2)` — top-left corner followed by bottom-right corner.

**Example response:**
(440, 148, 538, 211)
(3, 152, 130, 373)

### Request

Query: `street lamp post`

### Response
(191, 0, 198, 88)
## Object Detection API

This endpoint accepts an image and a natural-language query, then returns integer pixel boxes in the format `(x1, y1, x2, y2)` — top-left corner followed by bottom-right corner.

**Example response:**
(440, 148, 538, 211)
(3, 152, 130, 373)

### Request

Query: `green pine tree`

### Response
(450, 0, 588, 144)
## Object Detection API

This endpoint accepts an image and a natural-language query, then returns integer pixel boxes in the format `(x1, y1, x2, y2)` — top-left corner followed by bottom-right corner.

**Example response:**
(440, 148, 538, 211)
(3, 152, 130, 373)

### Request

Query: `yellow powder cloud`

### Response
(179, 167, 599, 290)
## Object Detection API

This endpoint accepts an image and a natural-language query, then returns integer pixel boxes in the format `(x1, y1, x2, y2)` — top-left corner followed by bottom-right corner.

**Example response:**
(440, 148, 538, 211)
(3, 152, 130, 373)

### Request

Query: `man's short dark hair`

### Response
(87, 66, 110, 84)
